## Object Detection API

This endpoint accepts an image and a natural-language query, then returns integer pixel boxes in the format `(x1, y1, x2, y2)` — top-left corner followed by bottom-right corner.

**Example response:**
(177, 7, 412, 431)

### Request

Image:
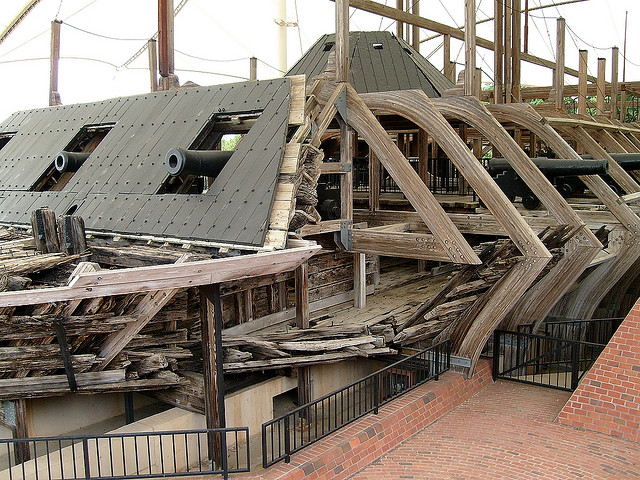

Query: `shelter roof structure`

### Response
(287, 31, 454, 96)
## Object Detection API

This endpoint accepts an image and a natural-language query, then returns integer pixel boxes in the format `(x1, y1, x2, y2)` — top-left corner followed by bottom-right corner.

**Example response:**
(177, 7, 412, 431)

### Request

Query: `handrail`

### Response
(0, 427, 249, 480)
(262, 340, 451, 468)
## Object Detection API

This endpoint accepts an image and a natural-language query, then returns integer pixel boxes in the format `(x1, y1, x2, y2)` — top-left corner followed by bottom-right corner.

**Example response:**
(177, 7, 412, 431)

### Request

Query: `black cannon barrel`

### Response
(487, 157, 608, 176)
(165, 147, 233, 177)
(54, 151, 90, 173)
(582, 153, 640, 171)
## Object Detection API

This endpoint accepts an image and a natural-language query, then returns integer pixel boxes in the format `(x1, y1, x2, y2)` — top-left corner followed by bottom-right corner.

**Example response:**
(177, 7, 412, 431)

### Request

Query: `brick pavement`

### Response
(350, 381, 640, 480)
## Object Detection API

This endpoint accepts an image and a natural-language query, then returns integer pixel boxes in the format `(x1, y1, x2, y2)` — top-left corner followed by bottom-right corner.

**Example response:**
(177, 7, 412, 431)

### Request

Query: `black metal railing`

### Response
(517, 317, 623, 346)
(0, 428, 249, 480)
(262, 340, 451, 468)
(493, 330, 605, 391)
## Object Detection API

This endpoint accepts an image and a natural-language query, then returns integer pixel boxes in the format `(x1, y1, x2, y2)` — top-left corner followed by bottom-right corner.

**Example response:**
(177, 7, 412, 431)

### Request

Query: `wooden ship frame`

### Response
(0, 0, 639, 474)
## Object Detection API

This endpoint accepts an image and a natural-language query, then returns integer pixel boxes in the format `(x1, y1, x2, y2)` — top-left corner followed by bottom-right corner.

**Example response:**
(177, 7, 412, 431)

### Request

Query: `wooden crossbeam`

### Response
(0, 245, 320, 307)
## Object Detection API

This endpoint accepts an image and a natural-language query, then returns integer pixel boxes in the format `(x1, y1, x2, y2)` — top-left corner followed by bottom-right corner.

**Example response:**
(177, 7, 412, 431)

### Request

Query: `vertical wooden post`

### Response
(14, 400, 30, 463)
(443, 34, 452, 82)
(336, 0, 353, 223)
(295, 262, 309, 328)
(31, 208, 60, 254)
(396, 0, 404, 39)
(554, 17, 565, 109)
(464, 0, 476, 96)
(199, 286, 225, 467)
(450, 61, 457, 84)
(511, 0, 522, 102)
(57, 215, 87, 256)
(418, 129, 429, 185)
(621, 86, 628, 123)
(295, 263, 311, 418)
(158, 0, 179, 90)
(148, 39, 158, 93)
(336, 0, 349, 79)
(504, 0, 512, 103)
(49, 20, 62, 106)
(611, 47, 620, 120)
(354, 253, 366, 308)
(493, 0, 504, 104)
(249, 56, 258, 81)
(578, 49, 588, 114)
(597, 57, 606, 115)
(369, 147, 380, 211)
(412, 0, 420, 51)
(523, 0, 529, 53)
(474, 67, 482, 98)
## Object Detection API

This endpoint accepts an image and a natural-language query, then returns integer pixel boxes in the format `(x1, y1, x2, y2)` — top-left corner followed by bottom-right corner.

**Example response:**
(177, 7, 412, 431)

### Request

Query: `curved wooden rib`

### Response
(357, 90, 553, 370)
(489, 103, 640, 319)
(360, 91, 549, 260)
(343, 85, 480, 264)
(429, 97, 601, 328)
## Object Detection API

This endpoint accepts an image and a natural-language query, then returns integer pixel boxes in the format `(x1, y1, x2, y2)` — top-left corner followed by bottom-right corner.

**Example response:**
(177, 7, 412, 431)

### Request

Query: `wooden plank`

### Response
(578, 50, 588, 114)
(543, 117, 640, 134)
(464, 0, 476, 96)
(0, 245, 321, 307)
(280, 143, 302, 175)
(288, 75, 306, 126)
(345, 85, 480, 264)
(352, 229, 449, 261)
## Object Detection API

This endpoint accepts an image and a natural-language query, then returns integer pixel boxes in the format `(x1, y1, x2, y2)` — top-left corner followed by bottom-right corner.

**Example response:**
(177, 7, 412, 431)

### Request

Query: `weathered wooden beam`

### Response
(554, 17, 565, 109)
(353, 253, 366, 308)
(0, 245, 320, 307)
(362, 91, 550, 259)
(345, 85, 480, 264)
(578, 49, 588, 114)
(597, 57, 606, 115)
(352, 228, 449, 261)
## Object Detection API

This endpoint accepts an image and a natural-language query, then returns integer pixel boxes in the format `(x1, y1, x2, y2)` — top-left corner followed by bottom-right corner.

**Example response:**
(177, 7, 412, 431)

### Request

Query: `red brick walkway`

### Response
(350, 381, 640, 480)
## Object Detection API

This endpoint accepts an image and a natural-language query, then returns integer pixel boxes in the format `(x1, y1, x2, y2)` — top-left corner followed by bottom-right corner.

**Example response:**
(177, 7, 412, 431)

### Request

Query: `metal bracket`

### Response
(310, 122, 318, 138)
(334, 87, 347, 123)
(335, 220, 353, 251)
(341, 163, 352, 173)
(450, 355, 472, 368)
(34, 209, 45, 241)
(53, 319, 78, 392)
(63, 216, 74, 252)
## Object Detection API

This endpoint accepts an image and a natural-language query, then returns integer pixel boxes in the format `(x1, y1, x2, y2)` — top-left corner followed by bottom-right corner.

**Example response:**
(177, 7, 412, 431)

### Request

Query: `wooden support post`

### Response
(444, 34, 452, 82)
(504, 0, 512, 103)
(158, 0, 179, 90)
(523, 0, 529, 53)
(621, 86, 628, 123)
(493, 0, 503, 103)
(295, 262, 309, 328)
(14, 399, 30, 463)
(464, 0, 476, 96)
(199, 285, 226, 469)
(450, 62, 457, 84)
(354, 253, 366, 308)
(49, 20, 62, 106)
(611, 47, 619, 120)
(418, 129, 429, 184)
(294, 262, 311, 419)
(249, 56, 257, 81)
(396, 0, 404, 39)
(511, 0, 522, 102)
(31, 208, 60, 254)
(554, 17, 566, 109)
(474, 67, 482, 98)
(578, 49, 588, 114)
(369, 146, 380, 211)
(57, 215, 87, 256)
(597, 57, 606, 115)
(148, 39, 158, 93)
(412, 0, 420, 51)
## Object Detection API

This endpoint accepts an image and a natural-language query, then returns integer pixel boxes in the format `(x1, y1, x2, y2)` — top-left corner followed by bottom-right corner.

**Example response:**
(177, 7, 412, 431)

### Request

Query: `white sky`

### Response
(0, 0, 638, 121)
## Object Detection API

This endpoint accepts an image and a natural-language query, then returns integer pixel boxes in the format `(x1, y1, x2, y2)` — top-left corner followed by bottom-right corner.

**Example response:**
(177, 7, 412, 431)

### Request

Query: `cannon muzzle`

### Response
(165, 148, 233, 177)
(55, 151, 90, 173)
